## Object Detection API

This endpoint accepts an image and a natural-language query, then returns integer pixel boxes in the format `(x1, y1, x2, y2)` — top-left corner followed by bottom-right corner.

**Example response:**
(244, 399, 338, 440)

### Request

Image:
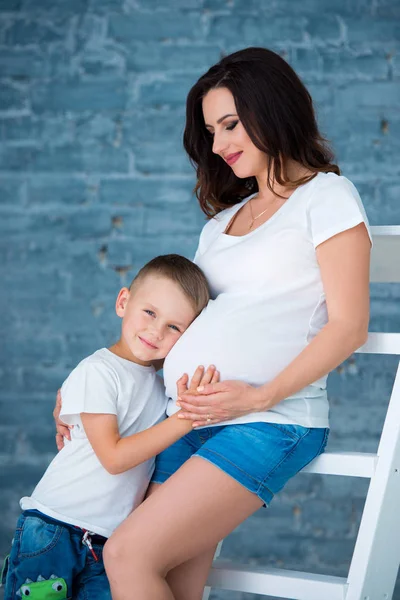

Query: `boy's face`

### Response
(113, 275, 197, 366)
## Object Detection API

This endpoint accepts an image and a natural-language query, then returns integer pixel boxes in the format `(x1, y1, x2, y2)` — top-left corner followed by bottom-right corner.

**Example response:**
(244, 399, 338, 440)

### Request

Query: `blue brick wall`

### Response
(1, 1, 399, 598)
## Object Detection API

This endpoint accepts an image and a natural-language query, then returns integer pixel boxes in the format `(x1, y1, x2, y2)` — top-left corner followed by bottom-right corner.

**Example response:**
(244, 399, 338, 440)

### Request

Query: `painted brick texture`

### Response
(0, 1, 399, 599)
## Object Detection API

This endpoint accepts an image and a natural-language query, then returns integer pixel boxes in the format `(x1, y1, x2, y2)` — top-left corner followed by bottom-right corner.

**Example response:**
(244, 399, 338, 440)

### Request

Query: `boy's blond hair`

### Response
(130, 254, 210, 315)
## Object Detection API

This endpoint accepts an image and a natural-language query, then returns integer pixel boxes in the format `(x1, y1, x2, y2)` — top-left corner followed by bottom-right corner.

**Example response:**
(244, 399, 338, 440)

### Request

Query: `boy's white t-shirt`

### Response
(21, 348, 167, 538)
(163, 173, 372, 429)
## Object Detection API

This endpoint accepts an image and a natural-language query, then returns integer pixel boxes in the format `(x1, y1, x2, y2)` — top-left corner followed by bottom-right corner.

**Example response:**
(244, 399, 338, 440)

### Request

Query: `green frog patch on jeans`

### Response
(16, 575, 67, 598)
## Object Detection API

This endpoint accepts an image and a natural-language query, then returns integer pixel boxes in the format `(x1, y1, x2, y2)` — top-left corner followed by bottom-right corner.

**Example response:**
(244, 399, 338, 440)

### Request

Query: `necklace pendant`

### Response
(249, 220, 254, 230)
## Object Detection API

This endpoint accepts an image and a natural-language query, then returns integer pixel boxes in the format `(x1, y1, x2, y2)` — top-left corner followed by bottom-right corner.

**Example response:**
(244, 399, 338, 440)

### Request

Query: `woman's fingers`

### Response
(178, 400, 210, 415)
(177, 410, 224, 428)
(181, 382, 225, 399)
(53, 389, 62, 420)
(178, 411, 214, 423)
(179, 380, 253, 426)
(195, 381, 226, 395)
(55, 433, 65, 451)
(57, 422, 71, 439)
(193, 418, 218, 428)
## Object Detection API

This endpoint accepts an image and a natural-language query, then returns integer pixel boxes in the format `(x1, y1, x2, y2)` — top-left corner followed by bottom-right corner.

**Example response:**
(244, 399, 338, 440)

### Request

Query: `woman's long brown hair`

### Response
(183, 47, 340, 218)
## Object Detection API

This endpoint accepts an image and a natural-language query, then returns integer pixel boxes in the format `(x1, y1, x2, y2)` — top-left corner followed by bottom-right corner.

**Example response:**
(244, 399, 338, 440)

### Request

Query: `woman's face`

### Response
(202, 86, 268, 179)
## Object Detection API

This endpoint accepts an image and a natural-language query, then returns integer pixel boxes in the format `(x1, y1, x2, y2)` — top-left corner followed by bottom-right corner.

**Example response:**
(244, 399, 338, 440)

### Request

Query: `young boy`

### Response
(2, 254, 211, 600)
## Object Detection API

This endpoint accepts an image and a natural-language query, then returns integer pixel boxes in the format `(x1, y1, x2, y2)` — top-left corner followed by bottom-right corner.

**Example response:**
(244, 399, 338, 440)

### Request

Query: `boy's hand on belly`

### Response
(177, 380, 262, 427)
(176, 364, 220, 399)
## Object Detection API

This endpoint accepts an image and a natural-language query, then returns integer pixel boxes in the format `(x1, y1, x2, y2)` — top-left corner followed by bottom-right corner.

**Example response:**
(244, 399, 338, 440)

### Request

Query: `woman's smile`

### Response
(225, 151, 243, 165)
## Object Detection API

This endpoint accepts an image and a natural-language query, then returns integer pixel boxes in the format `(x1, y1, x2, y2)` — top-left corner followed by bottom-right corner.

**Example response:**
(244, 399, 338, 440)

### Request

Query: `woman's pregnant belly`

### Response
(162, 294, 326, 411)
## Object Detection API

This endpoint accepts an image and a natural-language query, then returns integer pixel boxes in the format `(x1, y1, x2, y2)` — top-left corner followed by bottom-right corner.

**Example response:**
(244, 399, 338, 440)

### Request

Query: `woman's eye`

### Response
(169, 324, 181, 332)
(144, 309, 155, 317)
(206, 121, 238, 137)
(226, 120, 238, 131)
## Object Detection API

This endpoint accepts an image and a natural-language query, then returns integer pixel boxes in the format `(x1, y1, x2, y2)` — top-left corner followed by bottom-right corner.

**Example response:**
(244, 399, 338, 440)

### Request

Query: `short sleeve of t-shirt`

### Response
(60, 360, 119, 426)
(307, 174, 372, 249)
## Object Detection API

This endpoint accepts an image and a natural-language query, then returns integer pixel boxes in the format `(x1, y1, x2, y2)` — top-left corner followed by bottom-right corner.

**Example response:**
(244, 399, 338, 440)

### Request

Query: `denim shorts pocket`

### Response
(18, 516, 63, 558)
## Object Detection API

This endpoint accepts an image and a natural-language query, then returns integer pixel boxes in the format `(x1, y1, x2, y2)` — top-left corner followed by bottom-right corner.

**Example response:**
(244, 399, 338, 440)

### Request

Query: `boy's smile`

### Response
(138, 336, 159, 350)
(110, 275, 197, 366)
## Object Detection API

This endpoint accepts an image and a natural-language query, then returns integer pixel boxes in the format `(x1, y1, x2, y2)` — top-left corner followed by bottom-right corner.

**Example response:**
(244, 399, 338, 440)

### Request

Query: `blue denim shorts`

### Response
(151, 422, 329, 506)
(2, 510, 111, 600)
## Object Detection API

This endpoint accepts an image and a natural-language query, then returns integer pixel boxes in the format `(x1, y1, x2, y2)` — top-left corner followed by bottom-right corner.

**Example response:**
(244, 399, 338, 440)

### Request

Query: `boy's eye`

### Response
(144, 309, 155, 317)
(168, 324, 181, 332)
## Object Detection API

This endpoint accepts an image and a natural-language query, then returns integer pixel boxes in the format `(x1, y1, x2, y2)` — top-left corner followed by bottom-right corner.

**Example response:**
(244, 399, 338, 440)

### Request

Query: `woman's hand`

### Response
(53, 389, 73, 451)
(176, 379, 263, 428)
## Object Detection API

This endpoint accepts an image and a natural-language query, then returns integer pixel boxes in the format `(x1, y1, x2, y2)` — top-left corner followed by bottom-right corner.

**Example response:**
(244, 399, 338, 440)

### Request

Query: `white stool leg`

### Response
(202, 540, 224, 600)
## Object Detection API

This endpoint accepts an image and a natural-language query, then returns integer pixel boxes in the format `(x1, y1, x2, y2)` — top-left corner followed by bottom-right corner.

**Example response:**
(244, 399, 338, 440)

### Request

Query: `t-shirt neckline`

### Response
(100, 348, 155, 372)
(220, 173, 320, 240)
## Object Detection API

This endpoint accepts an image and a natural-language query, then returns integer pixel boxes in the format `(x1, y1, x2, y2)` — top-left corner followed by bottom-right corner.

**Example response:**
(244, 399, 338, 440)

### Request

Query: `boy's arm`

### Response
(80, 366, 219, 475)
(81, 410, 192, 475)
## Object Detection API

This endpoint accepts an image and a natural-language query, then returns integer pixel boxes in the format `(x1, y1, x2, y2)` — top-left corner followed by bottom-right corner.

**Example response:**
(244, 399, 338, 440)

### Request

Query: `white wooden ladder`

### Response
(204, 226, 400, 600)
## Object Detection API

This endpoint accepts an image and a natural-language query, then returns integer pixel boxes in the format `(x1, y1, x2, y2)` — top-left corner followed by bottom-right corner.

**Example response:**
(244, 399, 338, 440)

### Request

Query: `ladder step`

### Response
(302, 451, 377, 478)
(207, 561, 347, 600)
(357, 332, 400, 355)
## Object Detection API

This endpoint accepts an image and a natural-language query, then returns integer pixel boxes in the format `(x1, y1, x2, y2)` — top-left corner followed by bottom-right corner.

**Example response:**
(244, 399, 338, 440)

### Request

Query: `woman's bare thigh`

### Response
(109, 456, 263, 573)
(146, 482, 217, 600)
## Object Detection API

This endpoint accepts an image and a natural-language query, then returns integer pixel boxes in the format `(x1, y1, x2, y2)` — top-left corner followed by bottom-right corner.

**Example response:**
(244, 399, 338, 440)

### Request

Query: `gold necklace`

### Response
(248, 197, 273, 230)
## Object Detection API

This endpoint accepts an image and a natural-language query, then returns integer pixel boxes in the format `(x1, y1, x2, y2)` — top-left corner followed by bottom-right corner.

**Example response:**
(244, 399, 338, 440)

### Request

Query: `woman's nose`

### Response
(212, 133, 228, 156)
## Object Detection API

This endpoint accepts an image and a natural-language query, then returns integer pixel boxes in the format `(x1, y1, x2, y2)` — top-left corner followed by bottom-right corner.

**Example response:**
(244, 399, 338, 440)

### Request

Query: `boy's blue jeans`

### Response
(2, 510, 111, 599)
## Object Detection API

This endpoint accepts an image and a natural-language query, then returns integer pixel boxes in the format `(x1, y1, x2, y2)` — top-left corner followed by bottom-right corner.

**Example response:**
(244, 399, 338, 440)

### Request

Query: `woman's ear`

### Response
(115, 287, 130, 318)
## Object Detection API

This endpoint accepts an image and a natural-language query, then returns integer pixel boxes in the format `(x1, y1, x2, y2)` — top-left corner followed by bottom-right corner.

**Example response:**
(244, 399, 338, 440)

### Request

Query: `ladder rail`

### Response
(356, 332, 400, 355)
(302, 451, 377, 477)
(345, 362, 400, 599)
(369, 227, 400, 282)
(207, 561, 348, 600)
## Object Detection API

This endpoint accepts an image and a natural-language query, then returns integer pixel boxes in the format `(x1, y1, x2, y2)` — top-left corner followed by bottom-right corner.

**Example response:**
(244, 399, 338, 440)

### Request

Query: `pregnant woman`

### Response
(64, 47, 372, 599)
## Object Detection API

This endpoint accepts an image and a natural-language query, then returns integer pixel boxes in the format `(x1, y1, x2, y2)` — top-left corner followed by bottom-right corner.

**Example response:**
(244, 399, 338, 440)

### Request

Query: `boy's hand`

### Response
(53, 389, 73, 451)
(176, 365, 220, 400)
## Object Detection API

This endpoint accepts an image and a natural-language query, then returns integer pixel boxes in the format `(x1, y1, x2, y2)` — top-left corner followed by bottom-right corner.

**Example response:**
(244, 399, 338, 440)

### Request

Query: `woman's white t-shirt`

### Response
(163, 173, 371, 429)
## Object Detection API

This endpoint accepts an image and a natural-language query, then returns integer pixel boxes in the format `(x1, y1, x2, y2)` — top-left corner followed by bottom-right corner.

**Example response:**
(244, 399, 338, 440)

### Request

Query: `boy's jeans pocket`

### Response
(19, 515, 62, 558)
